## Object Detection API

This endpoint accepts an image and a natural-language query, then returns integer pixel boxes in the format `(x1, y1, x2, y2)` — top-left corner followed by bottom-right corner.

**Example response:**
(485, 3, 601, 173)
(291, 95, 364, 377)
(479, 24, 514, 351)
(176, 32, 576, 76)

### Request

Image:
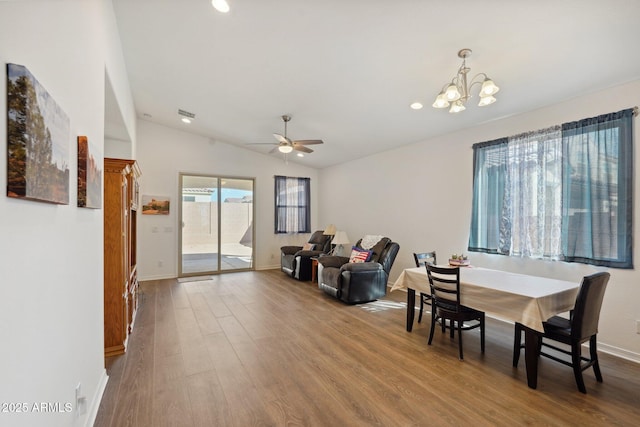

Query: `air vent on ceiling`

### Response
(178, 109, 196, 119)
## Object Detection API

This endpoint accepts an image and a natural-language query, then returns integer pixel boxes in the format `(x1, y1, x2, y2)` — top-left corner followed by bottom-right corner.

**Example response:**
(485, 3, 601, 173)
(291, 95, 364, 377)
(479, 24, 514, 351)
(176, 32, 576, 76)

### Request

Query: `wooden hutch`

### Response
(103, 158, 141, 357)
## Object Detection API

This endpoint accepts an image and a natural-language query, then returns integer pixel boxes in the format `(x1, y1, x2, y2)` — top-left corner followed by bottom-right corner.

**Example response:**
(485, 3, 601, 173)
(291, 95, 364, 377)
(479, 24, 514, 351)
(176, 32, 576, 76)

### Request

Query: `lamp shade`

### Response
(479, 78, 499, 96)
(332, 231, 350, 245)
(444, 83, 461, 101)
(278, 145, 293, 153)
(323, 224, 336, 235)
(478, 95, 496, 107)
(432, 93, 450, 109)
(449, 101, 466, 113)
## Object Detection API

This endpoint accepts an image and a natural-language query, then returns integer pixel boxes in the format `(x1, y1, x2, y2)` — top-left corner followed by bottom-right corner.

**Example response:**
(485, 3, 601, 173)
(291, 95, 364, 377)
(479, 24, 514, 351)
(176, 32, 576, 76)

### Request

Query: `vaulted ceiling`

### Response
(111, 0, 640, 168)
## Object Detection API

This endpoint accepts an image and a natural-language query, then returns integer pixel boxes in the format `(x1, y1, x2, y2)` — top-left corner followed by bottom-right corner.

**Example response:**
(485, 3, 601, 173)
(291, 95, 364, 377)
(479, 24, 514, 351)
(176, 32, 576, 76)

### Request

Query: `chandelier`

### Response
(432, 48, 500, 113)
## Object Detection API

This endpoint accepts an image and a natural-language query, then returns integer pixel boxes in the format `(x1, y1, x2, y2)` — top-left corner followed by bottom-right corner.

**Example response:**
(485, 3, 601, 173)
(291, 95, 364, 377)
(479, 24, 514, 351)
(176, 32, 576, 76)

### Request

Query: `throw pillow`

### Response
(349, 247, 372, 263)
(303, 243, 316, 251)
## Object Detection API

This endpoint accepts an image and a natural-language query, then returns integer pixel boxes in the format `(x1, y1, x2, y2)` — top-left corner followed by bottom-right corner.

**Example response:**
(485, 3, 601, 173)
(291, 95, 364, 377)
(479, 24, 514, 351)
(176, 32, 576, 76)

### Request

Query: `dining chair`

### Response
(512, 271, 610, 393)
(413, 251, 437, 323)
(425, 264, 485, 360)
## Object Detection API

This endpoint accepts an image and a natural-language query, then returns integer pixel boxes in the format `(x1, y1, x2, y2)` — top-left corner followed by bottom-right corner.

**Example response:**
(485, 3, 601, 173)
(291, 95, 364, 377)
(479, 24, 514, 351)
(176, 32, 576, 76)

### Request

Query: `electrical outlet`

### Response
(75, 383, 86, 415)
(158, 261, 163, 267)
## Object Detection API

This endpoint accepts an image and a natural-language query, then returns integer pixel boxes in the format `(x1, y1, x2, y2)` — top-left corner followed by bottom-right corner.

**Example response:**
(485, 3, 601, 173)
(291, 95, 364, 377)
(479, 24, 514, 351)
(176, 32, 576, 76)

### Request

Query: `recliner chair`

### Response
(280, 230, 332, 280)
(317, 236, 399, 304)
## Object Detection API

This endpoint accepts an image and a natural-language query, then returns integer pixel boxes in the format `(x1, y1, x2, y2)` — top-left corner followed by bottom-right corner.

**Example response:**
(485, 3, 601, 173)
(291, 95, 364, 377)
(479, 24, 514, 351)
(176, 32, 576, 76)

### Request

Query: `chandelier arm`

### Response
(468, 73, 489, 92)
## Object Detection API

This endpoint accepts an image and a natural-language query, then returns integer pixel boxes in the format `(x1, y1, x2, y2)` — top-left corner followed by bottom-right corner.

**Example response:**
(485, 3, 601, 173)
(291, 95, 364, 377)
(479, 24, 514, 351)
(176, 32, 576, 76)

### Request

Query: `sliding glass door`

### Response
(179, 174, 254, 276)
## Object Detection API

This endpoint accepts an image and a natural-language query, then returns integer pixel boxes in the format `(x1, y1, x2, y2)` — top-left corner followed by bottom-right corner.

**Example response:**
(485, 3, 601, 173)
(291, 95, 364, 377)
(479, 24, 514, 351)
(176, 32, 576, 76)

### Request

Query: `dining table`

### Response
(391, 266, 581, 389)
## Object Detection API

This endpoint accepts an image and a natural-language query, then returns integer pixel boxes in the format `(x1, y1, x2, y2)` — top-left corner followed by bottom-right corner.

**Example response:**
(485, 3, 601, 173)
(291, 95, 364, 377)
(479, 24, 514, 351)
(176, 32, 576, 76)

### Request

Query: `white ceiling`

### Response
(111, 0, 640, 169)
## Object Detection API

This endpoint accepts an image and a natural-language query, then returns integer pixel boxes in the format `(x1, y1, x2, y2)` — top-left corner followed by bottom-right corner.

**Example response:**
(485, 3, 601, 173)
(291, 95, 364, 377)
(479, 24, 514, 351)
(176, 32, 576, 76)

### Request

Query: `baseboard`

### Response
(599, 342, 640, 363)
(85, 369, 108, 427)
(138, 273, 177, 281)
(256, 265, 280, 271)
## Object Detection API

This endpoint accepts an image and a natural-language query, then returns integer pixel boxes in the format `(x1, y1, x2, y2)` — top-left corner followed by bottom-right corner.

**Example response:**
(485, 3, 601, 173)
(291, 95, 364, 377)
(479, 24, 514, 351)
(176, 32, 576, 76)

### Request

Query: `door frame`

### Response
(178, 172, 255, 277)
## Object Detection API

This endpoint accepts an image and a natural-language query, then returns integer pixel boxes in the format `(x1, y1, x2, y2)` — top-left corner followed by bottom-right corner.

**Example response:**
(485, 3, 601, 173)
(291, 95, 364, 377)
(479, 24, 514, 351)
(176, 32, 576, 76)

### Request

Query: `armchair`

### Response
(317, 236, 399, 304)
(280, 230, 332, 281)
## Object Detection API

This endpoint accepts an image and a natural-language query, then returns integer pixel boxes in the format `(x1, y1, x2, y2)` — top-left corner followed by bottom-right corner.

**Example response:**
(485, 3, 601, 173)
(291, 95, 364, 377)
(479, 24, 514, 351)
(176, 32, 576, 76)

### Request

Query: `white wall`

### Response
(104, 137, 132, 159)
(0, 1, 133, 426)
(135, 119, 320, 280)
(319, 79, 640, 362)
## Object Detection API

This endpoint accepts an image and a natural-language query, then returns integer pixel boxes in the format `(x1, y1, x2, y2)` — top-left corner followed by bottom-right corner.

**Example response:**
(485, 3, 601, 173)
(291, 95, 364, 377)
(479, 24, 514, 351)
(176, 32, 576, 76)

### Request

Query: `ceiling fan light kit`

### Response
(272, 114, 323, 155)
(433, 48, 500, 113)
(245, 114, 324, 159)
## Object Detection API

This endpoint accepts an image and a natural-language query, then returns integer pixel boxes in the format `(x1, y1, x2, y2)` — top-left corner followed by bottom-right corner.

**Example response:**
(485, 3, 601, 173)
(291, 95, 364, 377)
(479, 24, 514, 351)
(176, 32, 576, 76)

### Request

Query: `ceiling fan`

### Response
(250, 115, 324, 154)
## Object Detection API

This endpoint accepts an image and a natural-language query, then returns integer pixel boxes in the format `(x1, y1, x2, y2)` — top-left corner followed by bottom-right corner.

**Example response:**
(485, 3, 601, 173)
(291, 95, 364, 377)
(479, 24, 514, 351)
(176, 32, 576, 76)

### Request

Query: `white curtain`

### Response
(503, 126, 562, 258)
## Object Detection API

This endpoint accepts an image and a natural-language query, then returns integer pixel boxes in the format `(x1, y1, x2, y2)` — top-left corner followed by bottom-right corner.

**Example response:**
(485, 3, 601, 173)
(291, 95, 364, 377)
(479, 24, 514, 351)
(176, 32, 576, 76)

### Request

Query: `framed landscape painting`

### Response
(142, 195, 170, 215)
(7, 63, 70, 204)
(77, 136, 102, 208)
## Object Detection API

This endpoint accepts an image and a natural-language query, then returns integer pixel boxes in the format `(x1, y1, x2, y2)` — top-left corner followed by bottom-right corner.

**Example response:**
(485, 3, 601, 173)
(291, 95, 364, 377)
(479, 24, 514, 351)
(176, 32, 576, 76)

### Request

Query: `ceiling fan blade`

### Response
(292, 139, 323, 145)
(294, 145, 314, 153)
(246, 142, 278, 146)
(273, 133, 289, 144)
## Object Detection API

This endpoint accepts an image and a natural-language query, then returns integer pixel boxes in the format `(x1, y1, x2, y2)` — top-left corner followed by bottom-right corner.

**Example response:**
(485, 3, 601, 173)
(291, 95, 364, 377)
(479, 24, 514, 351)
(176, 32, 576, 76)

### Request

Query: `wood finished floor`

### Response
(94, 270, 640, 427)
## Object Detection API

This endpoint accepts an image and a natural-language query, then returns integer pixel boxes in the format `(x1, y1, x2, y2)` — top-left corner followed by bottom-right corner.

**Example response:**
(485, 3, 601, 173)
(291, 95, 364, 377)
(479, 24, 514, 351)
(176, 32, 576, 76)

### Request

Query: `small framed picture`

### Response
(141, 195, 170, 215)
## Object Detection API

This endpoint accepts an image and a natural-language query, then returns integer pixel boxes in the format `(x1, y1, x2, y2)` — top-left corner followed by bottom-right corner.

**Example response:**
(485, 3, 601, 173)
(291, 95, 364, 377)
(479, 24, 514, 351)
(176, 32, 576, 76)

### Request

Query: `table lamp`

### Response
(331, 231, 350, 256)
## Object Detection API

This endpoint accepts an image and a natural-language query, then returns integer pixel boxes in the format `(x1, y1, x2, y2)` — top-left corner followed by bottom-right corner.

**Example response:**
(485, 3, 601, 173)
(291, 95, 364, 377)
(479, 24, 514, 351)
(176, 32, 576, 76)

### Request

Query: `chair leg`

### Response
(513, 322, 522, 367)
(458, 319, 464, 360)
(590, 335, 603, 383)
(571, 342, 587, 393)
(480, 313, 485, 354)
(418, 294, 424, 323)
(427, 309, 436, 345)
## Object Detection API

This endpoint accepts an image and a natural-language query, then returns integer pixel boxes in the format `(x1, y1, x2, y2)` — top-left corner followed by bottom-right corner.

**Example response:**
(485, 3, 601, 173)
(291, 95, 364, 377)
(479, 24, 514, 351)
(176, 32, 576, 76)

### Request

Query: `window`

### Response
(469, 108, 634, 268)
(274, 175, 311, 233)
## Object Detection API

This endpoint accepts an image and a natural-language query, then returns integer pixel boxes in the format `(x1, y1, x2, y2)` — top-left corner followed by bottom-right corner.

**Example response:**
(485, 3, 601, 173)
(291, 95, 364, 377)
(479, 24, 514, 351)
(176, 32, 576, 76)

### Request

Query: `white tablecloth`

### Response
(391, 266, 580, 332)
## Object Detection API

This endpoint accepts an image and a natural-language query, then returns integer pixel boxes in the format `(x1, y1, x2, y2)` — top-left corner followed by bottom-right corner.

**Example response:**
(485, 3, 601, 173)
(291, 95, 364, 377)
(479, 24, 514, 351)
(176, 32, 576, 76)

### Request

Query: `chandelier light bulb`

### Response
(478, 95, 496, 107)
(480, 78, 500, 96)
(432, 93, 450, 109)
(449, 101, 466, 113)
(444, 84, 461, 101)
(278, 145, 293, 154)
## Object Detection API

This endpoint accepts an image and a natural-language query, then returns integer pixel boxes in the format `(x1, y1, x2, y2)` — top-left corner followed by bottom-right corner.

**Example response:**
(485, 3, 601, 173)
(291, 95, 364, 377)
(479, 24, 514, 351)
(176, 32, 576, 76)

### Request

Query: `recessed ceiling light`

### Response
(297, 153, 304, 157)
(410, 102, 424, 110)
(211, 0, 230, 13)
(181, 118, 191, 124)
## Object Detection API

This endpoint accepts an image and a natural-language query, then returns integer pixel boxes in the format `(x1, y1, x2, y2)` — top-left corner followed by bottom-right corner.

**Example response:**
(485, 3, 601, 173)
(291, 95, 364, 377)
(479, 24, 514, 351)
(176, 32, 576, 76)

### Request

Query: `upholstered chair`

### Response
(317, 236, 400, 304)
(280, 230, 332, 280)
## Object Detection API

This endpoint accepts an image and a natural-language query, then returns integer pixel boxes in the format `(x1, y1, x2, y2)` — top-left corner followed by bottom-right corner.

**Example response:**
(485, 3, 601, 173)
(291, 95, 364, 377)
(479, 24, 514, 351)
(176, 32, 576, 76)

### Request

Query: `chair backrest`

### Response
(425, 264, 461, 310)
(354, 237, 391, 263)
(414, 251, 437, 268)
(308, 230, 332, 253)
(379, 241, 400, 275)
(353, 237, 399, 274)
(572, 272, 610, 340)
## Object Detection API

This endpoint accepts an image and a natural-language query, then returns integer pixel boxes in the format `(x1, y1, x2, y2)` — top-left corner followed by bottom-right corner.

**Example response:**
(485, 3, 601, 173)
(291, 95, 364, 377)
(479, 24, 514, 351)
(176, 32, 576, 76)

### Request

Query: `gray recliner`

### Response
(280, 230, 332, 280)
(317, 237, 400, 304)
